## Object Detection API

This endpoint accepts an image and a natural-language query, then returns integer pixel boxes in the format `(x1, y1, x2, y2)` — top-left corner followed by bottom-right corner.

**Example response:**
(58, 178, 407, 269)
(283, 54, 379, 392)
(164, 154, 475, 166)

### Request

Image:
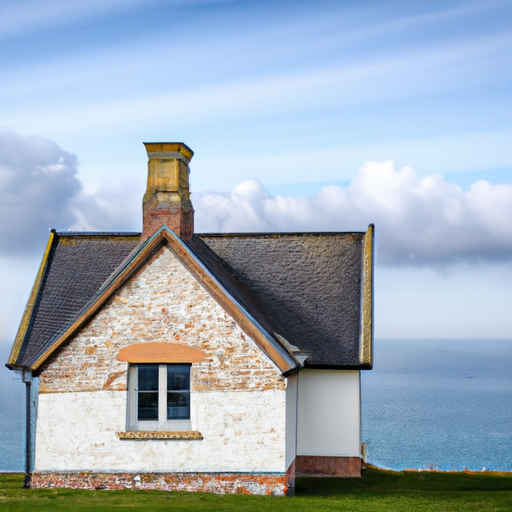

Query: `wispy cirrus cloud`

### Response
(6, 28, 512, 141)
(0, 0, 144, 39)
(0, 0, 230, 40)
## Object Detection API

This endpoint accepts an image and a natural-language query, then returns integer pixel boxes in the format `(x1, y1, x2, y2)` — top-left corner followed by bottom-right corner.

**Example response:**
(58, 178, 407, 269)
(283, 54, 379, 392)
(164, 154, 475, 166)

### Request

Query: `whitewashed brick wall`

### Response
(35, 246, 288, 473)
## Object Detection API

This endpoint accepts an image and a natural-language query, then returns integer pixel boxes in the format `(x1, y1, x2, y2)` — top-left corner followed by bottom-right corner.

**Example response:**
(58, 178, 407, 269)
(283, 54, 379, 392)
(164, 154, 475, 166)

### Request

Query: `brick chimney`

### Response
(142, 142, 194, 241)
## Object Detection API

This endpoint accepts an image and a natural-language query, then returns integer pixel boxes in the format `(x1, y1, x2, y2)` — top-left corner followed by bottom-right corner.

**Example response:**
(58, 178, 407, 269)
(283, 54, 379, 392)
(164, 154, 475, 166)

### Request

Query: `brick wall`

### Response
(39, 246, 285, 394)
(31, 471, 288, 495)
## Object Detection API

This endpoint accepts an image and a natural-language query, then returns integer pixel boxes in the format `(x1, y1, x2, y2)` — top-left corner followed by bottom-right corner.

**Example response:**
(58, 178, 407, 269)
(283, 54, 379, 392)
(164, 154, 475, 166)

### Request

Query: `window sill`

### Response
(116, 431, 203, 440)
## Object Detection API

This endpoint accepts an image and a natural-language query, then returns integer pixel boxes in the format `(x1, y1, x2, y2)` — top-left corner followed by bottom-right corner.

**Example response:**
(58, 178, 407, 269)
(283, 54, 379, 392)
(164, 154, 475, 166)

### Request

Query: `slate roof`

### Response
(9, 228, 373, 371)
(13, 232, 140, 368)
(189, 233, 366, 367)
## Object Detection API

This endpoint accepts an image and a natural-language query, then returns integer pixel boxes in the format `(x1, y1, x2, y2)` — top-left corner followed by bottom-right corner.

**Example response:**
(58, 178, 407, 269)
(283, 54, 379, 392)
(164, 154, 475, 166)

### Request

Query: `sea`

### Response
(362, 339, 512, 472)
(1, 338, 511, 472)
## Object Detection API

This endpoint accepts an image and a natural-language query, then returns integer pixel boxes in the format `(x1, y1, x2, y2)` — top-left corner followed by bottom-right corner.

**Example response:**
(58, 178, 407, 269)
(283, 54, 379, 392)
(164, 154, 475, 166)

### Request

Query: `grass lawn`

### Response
(1, 467, 511, 511)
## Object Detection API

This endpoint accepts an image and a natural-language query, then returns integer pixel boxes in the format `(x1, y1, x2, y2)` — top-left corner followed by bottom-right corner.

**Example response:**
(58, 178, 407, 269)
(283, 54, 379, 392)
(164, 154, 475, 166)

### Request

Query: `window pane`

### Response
(138, 365, 159, 391)
(167, 365, 190, 420)
(167, 364, 190, 391)
(167, 391, 190, 419)
(138, 392, 159, 420)
(167, 391, 190, 407)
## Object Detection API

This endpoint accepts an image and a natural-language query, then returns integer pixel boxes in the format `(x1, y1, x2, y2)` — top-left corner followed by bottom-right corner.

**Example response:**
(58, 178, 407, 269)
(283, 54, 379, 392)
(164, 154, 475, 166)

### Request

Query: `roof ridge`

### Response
(54, 231, 141, 236)
(196, 231, 367, 236)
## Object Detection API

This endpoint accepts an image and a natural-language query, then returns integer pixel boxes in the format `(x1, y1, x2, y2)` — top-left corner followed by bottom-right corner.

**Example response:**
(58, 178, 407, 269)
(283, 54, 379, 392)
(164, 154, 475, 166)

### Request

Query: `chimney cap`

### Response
(143, 142, 194, 163)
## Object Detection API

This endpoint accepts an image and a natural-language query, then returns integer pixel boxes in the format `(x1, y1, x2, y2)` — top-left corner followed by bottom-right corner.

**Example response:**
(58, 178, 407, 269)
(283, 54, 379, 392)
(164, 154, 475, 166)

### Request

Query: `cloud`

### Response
(2, 131, 511, 267)
(11, 35, 508, 136)
(7, 23, 512, 140)
(194, 161, 512, 266)
(0, 131, 141, 255)
(70, 177, 141, 232)
(0, 0, 224, 41)
(0, 131, 83, 254)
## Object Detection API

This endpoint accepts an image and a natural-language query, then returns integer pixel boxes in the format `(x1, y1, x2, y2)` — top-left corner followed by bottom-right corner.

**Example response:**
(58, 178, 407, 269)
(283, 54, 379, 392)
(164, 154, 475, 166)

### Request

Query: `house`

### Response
(7, 142, 374, 496)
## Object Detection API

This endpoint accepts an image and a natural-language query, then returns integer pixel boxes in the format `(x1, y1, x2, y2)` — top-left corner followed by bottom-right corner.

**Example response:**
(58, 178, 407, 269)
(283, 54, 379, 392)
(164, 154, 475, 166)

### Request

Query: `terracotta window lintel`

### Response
(117, 342, 205, 363)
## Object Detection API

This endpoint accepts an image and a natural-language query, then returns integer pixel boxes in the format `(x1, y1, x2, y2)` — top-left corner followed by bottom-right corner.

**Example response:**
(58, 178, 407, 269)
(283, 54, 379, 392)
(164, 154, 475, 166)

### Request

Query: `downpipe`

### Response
(21, 370, 32, 489)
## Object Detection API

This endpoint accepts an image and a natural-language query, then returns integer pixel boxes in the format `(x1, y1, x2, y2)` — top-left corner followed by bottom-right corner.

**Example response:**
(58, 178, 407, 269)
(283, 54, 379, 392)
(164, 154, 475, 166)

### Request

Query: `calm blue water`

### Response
(0, 341, 25, 472)
(1, 339, 511, 472)
(362, 339, 512, 471)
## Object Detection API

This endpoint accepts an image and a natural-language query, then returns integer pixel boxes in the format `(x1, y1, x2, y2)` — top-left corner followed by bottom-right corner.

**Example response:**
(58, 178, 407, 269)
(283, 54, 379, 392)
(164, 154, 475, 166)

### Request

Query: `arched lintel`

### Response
(117, 342, 205, 363)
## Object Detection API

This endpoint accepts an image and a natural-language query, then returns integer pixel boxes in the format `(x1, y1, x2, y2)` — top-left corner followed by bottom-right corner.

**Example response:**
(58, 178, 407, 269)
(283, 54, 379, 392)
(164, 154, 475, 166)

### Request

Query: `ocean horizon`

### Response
(1, 338, 511, 472)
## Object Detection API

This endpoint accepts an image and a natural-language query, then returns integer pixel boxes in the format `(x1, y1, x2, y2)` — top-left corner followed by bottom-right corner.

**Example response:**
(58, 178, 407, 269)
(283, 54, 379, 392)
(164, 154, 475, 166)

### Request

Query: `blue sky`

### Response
(1, 0, 512, 344)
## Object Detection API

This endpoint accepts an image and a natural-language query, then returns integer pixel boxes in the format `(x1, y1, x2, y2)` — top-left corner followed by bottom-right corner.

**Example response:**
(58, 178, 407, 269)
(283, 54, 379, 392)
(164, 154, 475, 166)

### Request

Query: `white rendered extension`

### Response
(296, 369, 361, 457)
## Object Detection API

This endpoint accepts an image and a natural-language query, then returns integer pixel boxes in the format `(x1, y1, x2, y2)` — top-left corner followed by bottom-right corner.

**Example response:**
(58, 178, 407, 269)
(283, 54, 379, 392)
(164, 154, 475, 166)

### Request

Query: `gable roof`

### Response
(8, 225, 373, 373)
(8, 227, 300, 375)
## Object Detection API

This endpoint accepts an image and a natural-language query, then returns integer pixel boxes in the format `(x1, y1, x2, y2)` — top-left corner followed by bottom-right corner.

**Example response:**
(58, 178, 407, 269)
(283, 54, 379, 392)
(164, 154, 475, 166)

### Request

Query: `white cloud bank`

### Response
(1, 132, 511, 267)
(194, 162, 512, 267)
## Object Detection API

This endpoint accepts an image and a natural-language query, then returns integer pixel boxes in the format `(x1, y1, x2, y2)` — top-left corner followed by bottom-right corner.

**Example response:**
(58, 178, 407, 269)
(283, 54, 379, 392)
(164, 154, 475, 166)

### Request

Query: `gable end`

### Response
(29, 227, 298, 375)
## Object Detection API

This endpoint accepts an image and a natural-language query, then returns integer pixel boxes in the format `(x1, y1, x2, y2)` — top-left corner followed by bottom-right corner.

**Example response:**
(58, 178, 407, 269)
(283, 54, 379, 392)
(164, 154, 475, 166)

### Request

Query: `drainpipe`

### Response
(21, 369, 33, 488)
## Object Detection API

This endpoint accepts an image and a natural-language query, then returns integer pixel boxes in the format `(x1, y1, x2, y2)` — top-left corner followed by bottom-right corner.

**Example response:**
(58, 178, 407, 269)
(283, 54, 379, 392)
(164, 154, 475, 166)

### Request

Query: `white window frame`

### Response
(127, 364, 191, 432)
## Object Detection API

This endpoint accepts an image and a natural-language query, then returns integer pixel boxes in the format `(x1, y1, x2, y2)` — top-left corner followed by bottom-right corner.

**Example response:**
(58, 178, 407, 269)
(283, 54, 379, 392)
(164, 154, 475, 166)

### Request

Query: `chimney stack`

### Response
(142, 142, 194, 241)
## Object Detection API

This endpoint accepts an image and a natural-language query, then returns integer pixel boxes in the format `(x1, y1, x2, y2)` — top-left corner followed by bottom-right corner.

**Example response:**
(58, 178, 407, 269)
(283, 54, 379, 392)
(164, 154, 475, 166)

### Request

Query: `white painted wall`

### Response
(35, 389, 287, 473)
(284, 373, 297, 470)
(296, 370, 360, 457)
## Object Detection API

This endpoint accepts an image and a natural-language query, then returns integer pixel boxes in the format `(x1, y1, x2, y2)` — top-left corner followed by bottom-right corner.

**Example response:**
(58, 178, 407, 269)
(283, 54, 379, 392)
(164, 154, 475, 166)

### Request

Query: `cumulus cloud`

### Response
(70, 176, 140, 232)
(2, 131, 511, 267)
(194, 161, 512, 266)
(0, 131, 83, 254)
(0, 131, 140, 255)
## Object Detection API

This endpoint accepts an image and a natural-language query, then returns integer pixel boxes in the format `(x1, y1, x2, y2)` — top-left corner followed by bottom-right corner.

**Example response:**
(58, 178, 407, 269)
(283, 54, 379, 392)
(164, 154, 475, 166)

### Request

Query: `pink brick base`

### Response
(30, 471, 288, 496)
(295, 456, 362, 477)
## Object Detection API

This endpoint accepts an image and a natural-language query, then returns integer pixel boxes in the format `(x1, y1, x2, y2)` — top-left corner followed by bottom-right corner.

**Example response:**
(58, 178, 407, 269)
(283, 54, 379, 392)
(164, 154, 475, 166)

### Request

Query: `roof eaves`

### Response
(6, 230, 57, 369)
(304, 362, 373, 370)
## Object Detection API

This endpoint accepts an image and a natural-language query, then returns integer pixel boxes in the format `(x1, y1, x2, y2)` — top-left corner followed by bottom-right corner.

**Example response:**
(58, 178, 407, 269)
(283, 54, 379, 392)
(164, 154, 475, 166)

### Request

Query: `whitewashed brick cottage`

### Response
(7, 143, 374, 496)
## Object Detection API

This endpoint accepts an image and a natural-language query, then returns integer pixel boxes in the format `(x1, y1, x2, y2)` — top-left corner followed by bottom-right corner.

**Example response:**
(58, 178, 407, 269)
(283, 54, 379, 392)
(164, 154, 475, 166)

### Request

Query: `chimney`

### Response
(142, 142, 194, 241)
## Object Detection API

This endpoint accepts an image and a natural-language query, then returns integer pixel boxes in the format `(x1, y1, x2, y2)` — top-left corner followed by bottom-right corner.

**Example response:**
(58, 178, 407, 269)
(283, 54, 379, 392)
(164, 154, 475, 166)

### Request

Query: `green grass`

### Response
(1, 467, 511, 511)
